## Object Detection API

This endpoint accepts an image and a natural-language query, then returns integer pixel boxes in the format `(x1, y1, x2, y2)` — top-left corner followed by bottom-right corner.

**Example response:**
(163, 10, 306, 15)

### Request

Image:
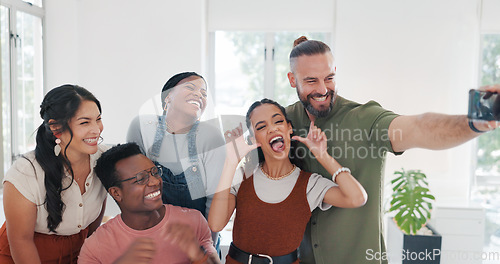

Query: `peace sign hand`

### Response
(292, 121, 329, 159)
(224, 123, 260, 163)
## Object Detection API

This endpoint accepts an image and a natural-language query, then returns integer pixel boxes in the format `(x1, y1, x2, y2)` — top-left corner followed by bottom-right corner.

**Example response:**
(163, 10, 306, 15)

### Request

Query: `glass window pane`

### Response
(1, 6, 11, 173)
(471, 34, 500, 256)
(15, 11, 43, 154)
(273, 32, 330, 107)
(214, 31, 265, 116)
(476, 34, 500, 177)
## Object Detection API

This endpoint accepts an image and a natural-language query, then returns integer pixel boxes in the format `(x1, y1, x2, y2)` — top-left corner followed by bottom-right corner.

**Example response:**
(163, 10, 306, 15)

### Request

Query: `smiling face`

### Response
(164, 76, 207, 120)
(249, 104, 293, 161)
(288, 53, 337, 118)
(112, 154, 163, 214)
(57, 100, 103, 158)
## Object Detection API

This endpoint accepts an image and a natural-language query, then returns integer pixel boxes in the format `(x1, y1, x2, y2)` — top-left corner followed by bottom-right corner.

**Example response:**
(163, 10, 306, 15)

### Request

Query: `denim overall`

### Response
(148, 115, 207, 215)
(149, 116, 221, 256)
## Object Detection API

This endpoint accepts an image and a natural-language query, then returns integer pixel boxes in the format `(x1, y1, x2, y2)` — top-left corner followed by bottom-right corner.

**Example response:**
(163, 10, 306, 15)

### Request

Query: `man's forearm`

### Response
(390, 113, 495, 152)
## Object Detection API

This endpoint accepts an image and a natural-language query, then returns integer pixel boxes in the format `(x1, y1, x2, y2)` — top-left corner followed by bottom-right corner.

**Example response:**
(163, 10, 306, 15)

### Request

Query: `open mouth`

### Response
(311, 93, 329, 102)
(187, 99, 203, 109)
(83, 137, 99, 144)
(269, 136, 285, 152)
(145, 190, 161, 200)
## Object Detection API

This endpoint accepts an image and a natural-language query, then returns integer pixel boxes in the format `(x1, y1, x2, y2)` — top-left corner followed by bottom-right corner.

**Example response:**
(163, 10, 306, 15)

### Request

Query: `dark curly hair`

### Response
(94, 142, 143, 192)
(160, 72, 205, 111)
(245, 98, 304, 169)
(36, 84, 101, 232)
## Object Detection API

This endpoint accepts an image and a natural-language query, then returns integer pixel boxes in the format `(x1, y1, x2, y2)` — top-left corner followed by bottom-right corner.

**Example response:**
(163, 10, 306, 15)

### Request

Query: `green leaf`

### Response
(388, 169, 435, 235)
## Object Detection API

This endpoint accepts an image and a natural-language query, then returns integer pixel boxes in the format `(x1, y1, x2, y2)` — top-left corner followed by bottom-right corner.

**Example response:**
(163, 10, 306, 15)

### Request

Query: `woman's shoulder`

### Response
(8, 151, 38, 174)
(3, 151, 42, 184)
(305, 171, 327, 181)
(99, 143, 111, 152)
(195, 120, 225, 145)
(88, 144, 112, 168)
(127, 114, 161, 143)
(305, 171, 337, 190)
(129, 114, 161, 128)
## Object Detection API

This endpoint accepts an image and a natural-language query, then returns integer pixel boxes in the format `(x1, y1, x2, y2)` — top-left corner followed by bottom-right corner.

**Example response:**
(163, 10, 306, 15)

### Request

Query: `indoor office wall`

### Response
(43, 0, 484, 204)
(44, 0, 79, 88)
(45, 0, 336, 145)
(45, 0, 207, 144)
(335, 0, 480, 204)
(481, 0, 500, 33)
(208, 0, 335, 32)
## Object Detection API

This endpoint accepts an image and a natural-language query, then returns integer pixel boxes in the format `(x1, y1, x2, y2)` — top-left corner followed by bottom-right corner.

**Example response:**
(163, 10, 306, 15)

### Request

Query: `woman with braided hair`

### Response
(209, 98, 367, 263)
(0, 84, 108, 263)
(127, 72, 226, 255)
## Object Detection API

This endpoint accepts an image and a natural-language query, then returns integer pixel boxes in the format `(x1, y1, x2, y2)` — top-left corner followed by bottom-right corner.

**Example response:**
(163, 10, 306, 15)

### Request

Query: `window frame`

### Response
(207, 31, 333, 116)
(470, 32, 500, 252)
(473, 33, 500, 181)
(0, 0, 45, 177)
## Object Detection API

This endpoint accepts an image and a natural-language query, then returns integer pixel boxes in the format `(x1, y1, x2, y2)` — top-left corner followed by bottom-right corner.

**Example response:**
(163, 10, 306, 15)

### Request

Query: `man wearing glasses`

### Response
(78, 143, 220, 264)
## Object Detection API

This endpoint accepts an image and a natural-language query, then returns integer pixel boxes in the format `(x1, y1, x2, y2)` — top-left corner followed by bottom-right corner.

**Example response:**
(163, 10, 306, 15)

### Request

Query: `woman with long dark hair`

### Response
(0, 85, 108, 263)
(209, 98, 367, 263)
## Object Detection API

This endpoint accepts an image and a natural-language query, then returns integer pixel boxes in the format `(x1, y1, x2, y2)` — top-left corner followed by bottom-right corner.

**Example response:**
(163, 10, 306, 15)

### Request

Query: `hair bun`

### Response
(293, 36, 309, 47)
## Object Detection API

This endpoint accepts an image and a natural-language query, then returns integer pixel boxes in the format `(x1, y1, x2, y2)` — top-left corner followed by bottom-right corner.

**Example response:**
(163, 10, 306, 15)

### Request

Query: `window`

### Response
(0, 0, 44, 175)
(210, 31, 331, 250)
(211, 31, 331, 116)
(470, 34, 500, 255)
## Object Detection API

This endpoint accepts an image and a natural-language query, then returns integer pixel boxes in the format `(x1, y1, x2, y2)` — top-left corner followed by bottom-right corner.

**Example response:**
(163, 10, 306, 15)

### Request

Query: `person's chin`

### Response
(182, 108, 204, 121)
(306, 105, 329, 117)
(77, 144, 99, 155)
(308, 97, 334, 116)
(144, 200, 163, 212)
(263, 148, 290, 161)
(153, 201, 164, 210)
(311, 101, 328, 110)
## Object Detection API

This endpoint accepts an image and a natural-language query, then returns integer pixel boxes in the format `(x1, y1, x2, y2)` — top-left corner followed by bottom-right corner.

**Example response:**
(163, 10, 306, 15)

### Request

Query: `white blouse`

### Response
(231, 166, 336, 211)
(3, 145, 108, 235)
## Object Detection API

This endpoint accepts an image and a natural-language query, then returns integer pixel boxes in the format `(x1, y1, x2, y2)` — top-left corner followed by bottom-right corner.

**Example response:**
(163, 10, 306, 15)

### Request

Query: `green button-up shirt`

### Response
(286, 96, 401, 264)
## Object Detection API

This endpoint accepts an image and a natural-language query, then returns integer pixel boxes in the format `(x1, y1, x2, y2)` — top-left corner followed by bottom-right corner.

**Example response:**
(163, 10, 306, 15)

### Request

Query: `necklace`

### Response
(260, 164, 296, 180)
(165, 120, 191, 134)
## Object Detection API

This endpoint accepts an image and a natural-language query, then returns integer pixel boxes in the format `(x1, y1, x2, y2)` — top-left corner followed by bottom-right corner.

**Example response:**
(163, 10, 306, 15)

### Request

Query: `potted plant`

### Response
(385, 169, 442, 264)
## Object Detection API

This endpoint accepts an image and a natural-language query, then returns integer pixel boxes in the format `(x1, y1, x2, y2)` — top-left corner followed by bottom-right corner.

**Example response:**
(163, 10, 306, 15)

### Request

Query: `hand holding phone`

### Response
(468, 89, 500, 121)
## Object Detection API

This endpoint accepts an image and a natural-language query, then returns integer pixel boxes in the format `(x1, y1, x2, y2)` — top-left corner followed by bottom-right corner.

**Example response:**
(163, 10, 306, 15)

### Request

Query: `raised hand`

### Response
(224, 122, 260, 163)
(209, 123, 261, 234)
(163, 223, 205, 262)
(475, 84, 500, 131)
(292, 121, 328, 159)
(112, 237, 156, 264)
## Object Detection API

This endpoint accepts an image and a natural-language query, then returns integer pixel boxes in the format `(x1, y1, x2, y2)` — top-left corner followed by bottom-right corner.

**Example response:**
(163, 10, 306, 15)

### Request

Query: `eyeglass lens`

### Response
(136, 166, 161, 184)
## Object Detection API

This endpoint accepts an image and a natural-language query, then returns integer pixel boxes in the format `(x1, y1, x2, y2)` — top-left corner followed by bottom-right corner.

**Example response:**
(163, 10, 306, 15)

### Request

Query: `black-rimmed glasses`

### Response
(115, 166, 162, 185)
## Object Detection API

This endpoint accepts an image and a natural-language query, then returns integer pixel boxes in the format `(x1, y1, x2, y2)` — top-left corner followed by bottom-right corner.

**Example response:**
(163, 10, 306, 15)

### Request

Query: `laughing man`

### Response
(78, 143, 219, 264)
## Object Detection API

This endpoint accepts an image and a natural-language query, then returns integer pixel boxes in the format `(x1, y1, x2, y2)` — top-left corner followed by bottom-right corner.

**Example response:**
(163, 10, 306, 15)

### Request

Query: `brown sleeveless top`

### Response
(227, 170, 312, 264)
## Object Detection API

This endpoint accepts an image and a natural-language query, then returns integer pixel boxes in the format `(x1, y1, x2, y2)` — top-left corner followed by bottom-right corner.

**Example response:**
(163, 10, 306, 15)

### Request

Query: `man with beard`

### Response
(285, 36, 499, 264)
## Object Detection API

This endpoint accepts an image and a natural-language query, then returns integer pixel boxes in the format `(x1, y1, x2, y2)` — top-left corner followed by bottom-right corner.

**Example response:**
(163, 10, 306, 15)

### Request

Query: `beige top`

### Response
(3, 145, 109, 235)
(231, 166, 336, 211)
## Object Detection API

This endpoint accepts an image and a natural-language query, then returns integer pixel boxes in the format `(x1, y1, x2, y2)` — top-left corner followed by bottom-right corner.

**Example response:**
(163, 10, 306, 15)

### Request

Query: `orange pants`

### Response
(0, 222, 89, 264)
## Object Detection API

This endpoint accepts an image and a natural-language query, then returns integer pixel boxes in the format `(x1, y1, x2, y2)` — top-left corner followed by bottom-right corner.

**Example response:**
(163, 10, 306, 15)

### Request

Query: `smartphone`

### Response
(468, 89, 500, 121)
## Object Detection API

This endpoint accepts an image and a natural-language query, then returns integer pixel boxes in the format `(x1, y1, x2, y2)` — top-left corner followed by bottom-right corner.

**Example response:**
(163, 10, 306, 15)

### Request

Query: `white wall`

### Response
(335, 0, 480, 204)
(44, 0, 79, 86)
(208, 0, 335, 32)
(481, 0, 500, 33)
(43, 0, 490, 205)
(45, 0, 208, 144)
